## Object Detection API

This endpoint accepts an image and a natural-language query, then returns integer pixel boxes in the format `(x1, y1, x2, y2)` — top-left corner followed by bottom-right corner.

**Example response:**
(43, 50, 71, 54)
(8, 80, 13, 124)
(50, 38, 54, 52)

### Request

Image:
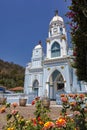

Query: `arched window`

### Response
(60, 27, 63, 34)
(33, 80, 39, 96)
(33, 80, 39, 88)
(51, 42, 60, 57)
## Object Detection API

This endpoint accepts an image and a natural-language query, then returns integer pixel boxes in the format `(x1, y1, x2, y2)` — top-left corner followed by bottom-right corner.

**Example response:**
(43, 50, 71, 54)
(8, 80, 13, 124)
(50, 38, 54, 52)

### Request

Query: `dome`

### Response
(50, 15, 63, 24)
(50, 10, 63, 24)
(34, 44, 42, 49)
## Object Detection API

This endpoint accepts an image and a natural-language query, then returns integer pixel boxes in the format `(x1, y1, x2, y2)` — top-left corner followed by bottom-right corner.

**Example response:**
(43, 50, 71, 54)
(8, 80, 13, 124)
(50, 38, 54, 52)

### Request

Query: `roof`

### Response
(34, 44, 42, 49)
(50, 15, 63, 24)
(50, 11, 63, 25)
(9, 86, 24, 91)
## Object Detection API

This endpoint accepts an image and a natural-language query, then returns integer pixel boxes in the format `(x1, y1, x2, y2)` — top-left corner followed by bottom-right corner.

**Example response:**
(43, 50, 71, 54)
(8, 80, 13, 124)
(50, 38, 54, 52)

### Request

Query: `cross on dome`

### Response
(39, 40, 42, 46)
(55, 10, 58, 16)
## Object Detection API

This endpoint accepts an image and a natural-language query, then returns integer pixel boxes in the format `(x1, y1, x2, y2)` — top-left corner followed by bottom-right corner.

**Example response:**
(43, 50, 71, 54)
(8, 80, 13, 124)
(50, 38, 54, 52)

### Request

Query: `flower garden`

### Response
(0, 94, 87, 130)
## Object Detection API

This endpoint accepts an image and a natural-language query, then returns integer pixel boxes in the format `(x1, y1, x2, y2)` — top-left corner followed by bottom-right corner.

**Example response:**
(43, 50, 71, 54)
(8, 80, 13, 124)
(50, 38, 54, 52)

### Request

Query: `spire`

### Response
(55, 10, 58, 16)
(38, 40, 42, 46)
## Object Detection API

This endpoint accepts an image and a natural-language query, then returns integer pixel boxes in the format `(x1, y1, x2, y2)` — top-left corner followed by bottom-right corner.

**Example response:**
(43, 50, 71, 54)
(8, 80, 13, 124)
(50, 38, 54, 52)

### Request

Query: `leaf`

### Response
(6, 114, 12, 121)
(6, 103, 11, 108)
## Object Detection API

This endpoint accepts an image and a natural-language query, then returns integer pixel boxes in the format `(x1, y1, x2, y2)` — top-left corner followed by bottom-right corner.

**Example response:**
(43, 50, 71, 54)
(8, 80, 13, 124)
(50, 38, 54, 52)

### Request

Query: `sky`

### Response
(0, 0, 71, 67)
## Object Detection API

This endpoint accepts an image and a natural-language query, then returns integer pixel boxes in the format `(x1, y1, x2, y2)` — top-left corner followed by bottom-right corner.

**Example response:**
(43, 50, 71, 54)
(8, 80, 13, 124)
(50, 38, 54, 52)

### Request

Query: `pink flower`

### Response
(61, 97, 68, 103)
(66, 11, 76, 19)
(73, 111, 81, 116)
(11, 110, 18, 115)
(84, 108, 87, 112)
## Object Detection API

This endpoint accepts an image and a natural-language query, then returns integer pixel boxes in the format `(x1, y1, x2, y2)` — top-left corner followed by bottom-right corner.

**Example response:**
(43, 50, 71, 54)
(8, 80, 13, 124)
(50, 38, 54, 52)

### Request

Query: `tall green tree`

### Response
(66, 0, 87, 81)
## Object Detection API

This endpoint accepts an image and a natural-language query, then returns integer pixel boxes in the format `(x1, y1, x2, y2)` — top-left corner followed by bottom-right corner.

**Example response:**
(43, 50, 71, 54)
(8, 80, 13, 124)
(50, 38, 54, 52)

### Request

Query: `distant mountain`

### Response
(0, 59, 25, 89)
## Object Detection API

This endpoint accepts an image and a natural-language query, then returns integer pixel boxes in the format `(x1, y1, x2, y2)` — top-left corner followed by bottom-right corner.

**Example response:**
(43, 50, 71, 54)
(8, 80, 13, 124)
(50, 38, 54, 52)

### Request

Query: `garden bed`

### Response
(0, 94, 87, 130)
(0, 104, 63, 129)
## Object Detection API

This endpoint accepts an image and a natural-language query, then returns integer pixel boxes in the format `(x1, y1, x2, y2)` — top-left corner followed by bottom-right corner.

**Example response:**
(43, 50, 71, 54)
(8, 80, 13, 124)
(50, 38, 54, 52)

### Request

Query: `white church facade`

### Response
(24, 11, 87, 100)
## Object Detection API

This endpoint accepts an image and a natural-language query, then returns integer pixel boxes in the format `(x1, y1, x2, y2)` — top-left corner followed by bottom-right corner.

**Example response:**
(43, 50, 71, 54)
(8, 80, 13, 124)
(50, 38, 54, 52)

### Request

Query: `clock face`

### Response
(53, 28, 57, 33)
(35, 50, 39, 56)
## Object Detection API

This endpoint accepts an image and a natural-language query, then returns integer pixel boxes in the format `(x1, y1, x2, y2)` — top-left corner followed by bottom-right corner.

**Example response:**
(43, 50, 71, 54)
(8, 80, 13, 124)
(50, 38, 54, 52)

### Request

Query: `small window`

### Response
(50, 30, 52, 36)
(60, 27, 63, 34)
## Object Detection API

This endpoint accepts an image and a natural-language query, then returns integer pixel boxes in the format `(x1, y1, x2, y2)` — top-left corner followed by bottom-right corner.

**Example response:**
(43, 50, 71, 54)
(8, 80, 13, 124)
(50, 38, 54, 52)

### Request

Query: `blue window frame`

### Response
(51, 42, 60, 57)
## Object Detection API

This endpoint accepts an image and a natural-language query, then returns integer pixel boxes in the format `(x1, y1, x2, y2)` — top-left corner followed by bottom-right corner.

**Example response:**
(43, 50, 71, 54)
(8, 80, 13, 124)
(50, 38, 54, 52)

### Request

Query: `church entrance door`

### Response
(49, 70, 64, 100)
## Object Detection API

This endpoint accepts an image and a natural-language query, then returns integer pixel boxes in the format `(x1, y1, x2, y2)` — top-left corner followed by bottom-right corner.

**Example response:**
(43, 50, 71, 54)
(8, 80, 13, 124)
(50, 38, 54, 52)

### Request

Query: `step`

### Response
(50, 101, 57, 105)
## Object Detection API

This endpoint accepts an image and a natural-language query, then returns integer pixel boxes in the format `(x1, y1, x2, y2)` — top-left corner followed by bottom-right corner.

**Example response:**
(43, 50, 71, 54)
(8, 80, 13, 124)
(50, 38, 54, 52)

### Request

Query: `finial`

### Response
(55, 10, 58, 16)
(39, 40, 42, 45)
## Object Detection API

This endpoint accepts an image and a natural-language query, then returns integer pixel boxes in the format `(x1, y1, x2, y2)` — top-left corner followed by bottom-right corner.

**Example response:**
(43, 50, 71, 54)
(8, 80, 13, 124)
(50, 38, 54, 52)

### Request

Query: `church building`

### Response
(24, 11, 87, 100)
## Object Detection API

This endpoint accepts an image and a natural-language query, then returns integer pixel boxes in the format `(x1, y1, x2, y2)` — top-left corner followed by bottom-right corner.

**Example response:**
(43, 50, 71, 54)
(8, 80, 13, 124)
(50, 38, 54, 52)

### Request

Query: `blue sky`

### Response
(0, 0, 71, 67)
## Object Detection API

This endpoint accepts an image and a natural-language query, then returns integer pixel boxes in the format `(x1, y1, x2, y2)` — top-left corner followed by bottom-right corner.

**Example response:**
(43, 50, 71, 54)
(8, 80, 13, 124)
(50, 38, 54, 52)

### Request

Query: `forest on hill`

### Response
(0, 59, 25, 89)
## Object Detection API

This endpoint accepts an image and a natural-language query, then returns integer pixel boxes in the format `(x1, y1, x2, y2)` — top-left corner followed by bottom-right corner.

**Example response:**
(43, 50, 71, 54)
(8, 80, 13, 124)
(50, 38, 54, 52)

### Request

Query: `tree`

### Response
(66, 0, 87, 82)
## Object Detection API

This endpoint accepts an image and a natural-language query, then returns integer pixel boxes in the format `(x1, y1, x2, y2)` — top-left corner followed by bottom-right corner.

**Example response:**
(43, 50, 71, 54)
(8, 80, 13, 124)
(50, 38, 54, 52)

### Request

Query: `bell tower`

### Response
(46, 10, 68, 59)
(32, 41, 43, 68)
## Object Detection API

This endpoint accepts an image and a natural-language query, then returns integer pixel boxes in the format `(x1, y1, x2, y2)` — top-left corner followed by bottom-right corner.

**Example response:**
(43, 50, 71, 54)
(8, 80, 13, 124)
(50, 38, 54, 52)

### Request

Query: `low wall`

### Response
(0, 92, 37, 104)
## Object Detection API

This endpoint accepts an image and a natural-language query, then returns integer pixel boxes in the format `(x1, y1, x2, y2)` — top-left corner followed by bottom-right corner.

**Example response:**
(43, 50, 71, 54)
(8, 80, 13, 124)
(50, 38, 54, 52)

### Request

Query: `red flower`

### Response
(66, 11, 76, 19)
(31, 118, 37, 126)
(31, 100, 35, 105)
(38, 116, 41, 121)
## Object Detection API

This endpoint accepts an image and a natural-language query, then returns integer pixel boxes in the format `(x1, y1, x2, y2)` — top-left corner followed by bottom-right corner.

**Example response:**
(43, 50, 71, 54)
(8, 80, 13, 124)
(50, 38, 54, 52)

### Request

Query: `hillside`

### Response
(0, 59, 25, 89)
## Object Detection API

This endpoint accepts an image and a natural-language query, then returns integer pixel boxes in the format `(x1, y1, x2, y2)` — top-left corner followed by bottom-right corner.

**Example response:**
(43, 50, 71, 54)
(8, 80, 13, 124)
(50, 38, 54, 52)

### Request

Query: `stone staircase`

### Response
(50, 100, 57, 105)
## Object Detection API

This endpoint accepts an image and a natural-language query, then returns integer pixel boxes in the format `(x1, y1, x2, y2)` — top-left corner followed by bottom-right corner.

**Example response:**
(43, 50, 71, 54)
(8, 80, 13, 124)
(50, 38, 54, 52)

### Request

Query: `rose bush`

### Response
(0, 94, 87, 130)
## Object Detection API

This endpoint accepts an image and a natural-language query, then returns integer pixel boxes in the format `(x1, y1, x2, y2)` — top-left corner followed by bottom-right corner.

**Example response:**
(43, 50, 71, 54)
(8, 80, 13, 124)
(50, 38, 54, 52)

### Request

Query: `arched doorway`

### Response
(49, 70, 65, 100)
(33, 80, 39, 96)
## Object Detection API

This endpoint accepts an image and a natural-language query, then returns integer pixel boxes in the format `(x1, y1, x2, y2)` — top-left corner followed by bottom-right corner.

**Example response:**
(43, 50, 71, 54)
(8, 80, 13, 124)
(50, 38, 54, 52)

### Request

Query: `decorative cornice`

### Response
(46, 34, 65, 42)
(29, 68, 43, 73)
(50, 21, 64, 27)
(46, 35, 62, 43)
(44, 57, 70, 65)
(46, 38, 50, 43)
(61, 34, 66, 41)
